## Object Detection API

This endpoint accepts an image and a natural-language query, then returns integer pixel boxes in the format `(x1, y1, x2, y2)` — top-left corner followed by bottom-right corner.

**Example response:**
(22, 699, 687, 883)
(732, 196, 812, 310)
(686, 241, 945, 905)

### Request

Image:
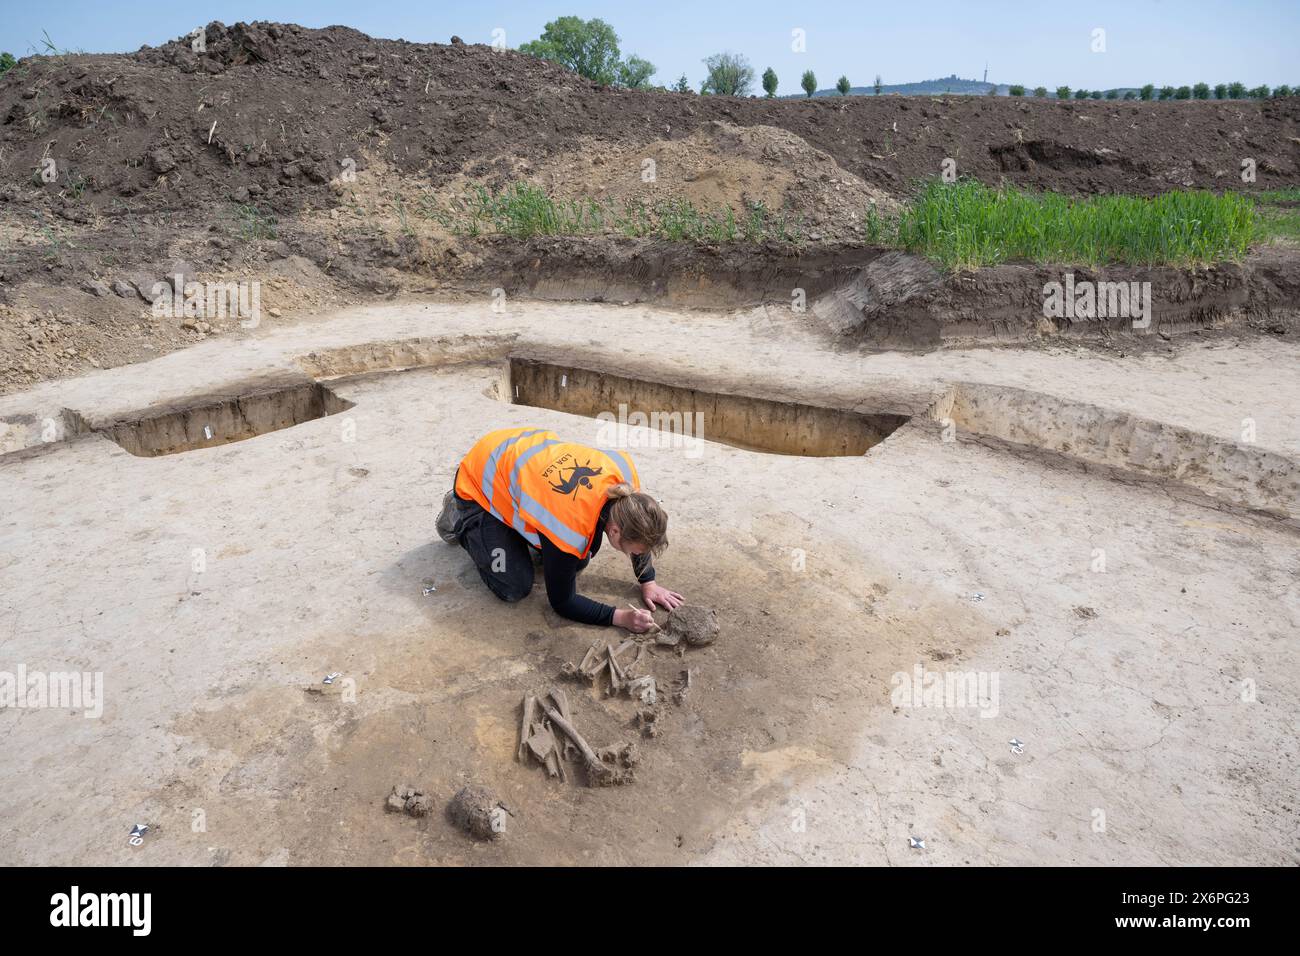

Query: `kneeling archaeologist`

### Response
(436, 427, 684, 633)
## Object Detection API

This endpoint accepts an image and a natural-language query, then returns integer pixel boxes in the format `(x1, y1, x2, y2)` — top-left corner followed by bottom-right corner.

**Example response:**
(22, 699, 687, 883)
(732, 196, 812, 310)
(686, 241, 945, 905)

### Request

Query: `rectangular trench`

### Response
(93, 381, 354, 457)
(506, 358, 909, 457)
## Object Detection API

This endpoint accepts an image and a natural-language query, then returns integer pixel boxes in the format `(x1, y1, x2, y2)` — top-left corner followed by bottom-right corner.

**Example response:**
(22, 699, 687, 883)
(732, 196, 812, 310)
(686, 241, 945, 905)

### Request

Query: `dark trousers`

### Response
(452, 491, 589, 603)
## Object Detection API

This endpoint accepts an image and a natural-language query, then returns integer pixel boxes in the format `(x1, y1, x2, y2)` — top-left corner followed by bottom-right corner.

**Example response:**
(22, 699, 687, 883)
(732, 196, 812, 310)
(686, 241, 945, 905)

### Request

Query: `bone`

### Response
(578, 640, 601, 674)
(518, 693, 537, 763)
(547, 689, 579, 762)
(541, 703, 608, 777)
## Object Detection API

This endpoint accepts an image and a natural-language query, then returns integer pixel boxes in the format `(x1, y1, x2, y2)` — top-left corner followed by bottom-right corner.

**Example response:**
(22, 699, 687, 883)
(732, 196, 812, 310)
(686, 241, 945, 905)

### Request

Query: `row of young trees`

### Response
(687, 60, 885, 98)
(1007, 82, 1294, 100)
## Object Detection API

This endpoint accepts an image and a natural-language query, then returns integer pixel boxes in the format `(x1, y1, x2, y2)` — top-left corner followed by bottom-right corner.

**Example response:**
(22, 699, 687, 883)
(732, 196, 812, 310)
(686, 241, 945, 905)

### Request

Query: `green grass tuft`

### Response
(425, 183, 800, 243)
(876, 179, 1256, 270)
(234, 204, 278, 241)
(417, 178, 1265, 269)
(1245, 188, 1300, 244)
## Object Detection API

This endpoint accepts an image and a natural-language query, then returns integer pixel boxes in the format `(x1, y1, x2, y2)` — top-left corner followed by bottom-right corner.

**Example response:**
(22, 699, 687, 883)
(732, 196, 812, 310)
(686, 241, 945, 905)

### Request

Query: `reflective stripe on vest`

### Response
(455, 427, 639, 558)
(482, 428, 546, 525)
(507, 437, 560, 545)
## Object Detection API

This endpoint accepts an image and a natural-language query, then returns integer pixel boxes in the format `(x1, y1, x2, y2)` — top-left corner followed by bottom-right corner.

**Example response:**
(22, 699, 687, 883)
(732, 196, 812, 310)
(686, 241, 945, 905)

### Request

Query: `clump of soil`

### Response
(385, 784, 433, 817)
(448, 784, 504, 840)
(591, 742, 640, 787)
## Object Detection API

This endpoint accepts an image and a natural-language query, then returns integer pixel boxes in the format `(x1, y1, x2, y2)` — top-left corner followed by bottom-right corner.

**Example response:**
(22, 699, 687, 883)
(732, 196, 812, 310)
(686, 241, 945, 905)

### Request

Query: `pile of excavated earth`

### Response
(2, 21, 1300, 392)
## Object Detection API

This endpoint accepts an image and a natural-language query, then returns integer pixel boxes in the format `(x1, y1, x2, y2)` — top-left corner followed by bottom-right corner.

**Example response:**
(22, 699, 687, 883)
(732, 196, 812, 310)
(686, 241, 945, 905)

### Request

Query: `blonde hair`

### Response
(606, 483, 669, 556)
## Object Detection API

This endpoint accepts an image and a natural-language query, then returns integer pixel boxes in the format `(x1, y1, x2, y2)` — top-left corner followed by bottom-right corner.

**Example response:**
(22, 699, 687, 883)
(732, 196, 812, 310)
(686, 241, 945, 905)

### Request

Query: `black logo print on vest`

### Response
(549, 459, 603, 499)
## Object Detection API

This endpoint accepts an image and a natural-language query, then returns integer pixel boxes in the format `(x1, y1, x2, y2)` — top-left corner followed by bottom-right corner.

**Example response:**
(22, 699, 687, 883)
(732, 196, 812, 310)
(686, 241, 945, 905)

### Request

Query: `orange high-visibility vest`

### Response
(454, 427, 641, 558)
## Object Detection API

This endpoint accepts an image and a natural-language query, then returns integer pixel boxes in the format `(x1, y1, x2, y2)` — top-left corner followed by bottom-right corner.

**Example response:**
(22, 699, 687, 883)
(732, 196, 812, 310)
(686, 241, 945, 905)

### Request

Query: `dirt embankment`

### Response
(4, 20, 1298, 217)
(1, 20, 1300, 393)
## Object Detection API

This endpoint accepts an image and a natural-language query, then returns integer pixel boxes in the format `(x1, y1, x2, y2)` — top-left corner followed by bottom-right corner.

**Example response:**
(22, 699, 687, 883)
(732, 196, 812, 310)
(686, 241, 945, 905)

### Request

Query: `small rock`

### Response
(147, 148, 177, 174)
(161, 259, 198, 291)
(112, 279, 139, 298)
(83, 279, 111, 297)
(385, 784, 433, 818)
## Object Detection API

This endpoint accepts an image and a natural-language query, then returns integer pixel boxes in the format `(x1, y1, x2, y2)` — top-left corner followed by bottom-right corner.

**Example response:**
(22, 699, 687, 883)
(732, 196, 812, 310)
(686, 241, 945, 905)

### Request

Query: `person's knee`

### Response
(495, 580, 532, 603)
(482, 564, 534, 603)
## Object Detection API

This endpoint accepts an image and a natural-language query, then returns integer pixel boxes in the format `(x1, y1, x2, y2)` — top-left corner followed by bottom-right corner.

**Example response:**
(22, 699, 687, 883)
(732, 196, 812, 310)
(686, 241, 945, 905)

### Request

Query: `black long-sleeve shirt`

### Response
(540, 500, 655, 626)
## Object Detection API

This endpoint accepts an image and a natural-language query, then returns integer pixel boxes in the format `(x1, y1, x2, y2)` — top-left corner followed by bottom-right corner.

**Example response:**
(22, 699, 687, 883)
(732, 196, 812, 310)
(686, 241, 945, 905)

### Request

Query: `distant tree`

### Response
(835, 75, 851, 96)
(700, 51, 755, 96)
(874, 74, 883, 95)
(1248, 84, 1271, 99)
(1008, 84, 1025, 96)
(1055, 85, 1071, 100)
(761, 66, 778, 98)
(1191, 82, 1209, 100)
(1139, 84, 1155, 101)
(1226, 81, 1246, 98)
(1158, 86, 1175, 100)
(1275, 85, 1293, 98)
(1213, 83, 1227, 99)
(986, 84, 998, 96)
(1074, 88, 1090, 99)
(0, 52, 15, 75)
(1105, 89, 1118, 99)
(618, 55, 656, 90)
(1123, 91, 1137, 100)
(519, 17, 625, 85)
(1090, 90, 1102, 99)
(1033, 86, 1047, 98)
(801, 69, 817, 98)
(672, 73, 692, 94)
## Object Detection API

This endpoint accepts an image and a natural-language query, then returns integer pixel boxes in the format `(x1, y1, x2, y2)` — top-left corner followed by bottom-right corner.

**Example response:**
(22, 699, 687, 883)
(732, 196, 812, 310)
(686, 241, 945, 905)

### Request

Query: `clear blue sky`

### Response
(2, 0, 1296, 95)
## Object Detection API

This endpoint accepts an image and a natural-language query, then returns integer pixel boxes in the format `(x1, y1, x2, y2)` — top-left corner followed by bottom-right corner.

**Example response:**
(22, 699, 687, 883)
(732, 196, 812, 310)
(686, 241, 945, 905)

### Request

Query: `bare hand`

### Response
(617, 608, 657, 633)
(641, 582, 684, 612)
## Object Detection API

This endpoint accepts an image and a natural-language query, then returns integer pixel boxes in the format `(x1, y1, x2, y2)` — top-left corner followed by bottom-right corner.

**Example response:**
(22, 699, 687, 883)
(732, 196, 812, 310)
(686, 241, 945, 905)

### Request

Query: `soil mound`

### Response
(513, 121, 897, 241)
(3, 19, 1298, 222)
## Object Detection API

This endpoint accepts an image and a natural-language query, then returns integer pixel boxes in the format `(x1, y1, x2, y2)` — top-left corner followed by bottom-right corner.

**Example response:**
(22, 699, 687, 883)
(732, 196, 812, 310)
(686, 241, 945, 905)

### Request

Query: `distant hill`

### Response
(785, 74, 994, 98)
(788, 74, 1140, 98)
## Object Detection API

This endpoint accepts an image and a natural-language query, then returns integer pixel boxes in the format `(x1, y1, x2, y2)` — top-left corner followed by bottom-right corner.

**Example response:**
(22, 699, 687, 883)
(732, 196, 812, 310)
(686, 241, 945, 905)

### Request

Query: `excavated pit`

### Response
(504, 358, 909, 457)
(934, 383, 1300, 523)
(91, 381, 354, 457)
